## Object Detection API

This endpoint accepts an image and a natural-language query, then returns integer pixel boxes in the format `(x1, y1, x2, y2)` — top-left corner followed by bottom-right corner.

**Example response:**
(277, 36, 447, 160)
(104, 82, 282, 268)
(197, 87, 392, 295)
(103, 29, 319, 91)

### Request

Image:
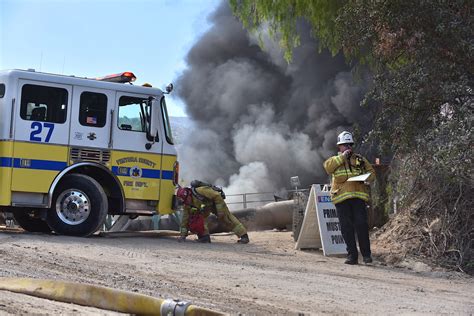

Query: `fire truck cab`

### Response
(0, 69, 178, 236)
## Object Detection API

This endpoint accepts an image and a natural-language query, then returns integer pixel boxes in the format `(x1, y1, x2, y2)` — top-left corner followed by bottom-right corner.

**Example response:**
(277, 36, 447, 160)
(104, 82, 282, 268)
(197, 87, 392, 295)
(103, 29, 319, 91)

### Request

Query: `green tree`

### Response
(230, 0, 472, 150)
(229, 0, 345, 61)
(231, 0, 473, 273)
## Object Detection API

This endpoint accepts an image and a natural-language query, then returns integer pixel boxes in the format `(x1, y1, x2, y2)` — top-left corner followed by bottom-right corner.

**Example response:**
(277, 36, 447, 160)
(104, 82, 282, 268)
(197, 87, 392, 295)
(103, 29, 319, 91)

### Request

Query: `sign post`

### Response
(295, 184, 347, 256)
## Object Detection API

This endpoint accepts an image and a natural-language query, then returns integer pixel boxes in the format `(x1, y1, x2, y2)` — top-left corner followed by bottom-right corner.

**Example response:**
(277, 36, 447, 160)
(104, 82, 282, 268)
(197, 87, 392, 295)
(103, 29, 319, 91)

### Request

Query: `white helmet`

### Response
(337, 131, 354, 145)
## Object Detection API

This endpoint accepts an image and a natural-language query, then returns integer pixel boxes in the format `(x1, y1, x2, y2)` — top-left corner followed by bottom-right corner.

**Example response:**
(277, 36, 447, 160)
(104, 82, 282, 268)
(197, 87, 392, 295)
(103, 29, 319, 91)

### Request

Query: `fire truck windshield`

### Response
(118, 96, 150, 133)
(160, 96, 173, 144)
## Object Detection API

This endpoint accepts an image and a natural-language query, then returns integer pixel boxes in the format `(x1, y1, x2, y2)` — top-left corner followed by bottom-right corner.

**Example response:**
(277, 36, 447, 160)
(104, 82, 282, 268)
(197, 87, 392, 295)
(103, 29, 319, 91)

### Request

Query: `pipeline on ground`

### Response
(112, 200, 294, 233)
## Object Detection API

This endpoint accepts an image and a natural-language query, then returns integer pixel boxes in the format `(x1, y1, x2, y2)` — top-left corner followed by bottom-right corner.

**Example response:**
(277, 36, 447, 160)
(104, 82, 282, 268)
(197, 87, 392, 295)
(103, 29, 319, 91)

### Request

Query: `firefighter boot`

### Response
(197, 235, 211, 243)
(344, 255, 358, 265)
(237, 233, 250, 244)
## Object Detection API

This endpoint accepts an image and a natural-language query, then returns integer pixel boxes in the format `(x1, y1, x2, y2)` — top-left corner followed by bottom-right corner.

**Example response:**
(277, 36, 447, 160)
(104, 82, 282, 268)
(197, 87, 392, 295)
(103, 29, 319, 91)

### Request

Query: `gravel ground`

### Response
(0, 229, 472, 315)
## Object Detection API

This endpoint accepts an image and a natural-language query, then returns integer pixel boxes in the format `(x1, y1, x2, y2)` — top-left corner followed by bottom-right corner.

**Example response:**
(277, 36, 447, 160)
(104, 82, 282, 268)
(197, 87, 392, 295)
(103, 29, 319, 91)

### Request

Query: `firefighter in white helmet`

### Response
(324, 131, 375, 265)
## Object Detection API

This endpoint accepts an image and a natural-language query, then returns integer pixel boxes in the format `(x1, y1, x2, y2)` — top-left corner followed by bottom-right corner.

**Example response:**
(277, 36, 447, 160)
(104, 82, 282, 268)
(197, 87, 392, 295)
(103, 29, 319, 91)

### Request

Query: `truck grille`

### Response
(70, 147, 111, 165)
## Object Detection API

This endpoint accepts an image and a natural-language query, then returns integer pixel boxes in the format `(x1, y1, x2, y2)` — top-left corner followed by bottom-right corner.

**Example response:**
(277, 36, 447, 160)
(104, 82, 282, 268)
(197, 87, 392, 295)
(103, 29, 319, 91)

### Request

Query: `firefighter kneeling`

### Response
(176, 183, 250, 244)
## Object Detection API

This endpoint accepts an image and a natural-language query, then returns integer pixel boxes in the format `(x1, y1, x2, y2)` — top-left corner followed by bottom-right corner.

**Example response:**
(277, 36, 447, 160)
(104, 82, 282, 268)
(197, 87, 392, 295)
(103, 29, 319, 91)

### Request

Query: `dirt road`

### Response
(0, 229, 472, 315)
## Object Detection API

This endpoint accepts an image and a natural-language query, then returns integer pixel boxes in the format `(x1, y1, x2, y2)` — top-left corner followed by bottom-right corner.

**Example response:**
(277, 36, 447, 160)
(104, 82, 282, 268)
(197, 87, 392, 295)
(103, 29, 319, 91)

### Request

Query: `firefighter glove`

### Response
(343, 149, 352, 158)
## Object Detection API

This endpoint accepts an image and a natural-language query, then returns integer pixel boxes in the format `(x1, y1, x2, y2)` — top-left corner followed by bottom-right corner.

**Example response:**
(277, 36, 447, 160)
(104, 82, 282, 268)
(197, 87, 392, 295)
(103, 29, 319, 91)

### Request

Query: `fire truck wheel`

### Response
(13, 209, 52, 233)
(47, 174, 108, 237)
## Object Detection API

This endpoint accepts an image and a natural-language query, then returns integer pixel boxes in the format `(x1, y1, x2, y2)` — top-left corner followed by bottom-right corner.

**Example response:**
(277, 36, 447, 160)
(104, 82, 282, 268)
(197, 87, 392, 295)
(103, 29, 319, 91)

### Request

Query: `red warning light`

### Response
(95, 72, 137, 83)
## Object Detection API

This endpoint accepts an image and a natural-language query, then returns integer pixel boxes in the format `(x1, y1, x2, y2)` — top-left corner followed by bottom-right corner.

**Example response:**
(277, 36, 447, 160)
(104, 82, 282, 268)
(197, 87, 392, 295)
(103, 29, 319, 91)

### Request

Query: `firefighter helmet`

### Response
(176, 187, 191, 201)
(337, 131, 354, 145)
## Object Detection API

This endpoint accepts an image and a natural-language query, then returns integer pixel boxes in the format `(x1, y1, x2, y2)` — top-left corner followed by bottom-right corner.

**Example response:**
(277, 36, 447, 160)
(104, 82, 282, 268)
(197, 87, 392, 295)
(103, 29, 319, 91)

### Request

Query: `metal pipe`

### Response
(119, 200, 294, 233)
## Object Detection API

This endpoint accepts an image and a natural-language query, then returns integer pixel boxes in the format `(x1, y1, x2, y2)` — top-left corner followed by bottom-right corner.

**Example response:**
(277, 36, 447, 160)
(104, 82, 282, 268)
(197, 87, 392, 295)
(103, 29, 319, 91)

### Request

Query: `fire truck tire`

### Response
(12, 209, 52, 233)
(47, 174, 108, 237)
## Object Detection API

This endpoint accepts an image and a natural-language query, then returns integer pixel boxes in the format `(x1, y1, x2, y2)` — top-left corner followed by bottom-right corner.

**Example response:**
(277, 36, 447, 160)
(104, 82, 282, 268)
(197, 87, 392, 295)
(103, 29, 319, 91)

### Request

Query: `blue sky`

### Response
(0, 0, 221, 116)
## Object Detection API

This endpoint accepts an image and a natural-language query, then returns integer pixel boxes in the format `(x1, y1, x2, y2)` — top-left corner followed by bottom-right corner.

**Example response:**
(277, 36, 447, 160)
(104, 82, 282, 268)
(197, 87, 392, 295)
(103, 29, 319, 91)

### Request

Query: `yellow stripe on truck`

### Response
(11, 142, 68, 193)
(0, 141, 14, 205)
(158, 154, 177, 214)
(111, 150, 165, 201)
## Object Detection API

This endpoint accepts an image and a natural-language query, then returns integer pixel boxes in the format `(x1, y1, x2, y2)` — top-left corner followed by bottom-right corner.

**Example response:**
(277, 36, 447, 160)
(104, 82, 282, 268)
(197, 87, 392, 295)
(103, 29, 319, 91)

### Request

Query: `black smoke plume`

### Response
(176, 2, 373, 193)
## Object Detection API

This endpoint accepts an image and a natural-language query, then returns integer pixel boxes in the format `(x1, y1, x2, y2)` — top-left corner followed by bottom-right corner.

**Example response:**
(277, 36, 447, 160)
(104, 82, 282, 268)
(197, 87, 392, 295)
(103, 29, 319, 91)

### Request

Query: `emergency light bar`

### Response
(95, 72, 136, 83)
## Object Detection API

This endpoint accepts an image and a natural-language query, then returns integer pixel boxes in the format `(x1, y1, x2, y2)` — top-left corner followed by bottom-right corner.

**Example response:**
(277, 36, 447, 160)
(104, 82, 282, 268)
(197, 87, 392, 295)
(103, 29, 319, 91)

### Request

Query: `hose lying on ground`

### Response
(98, 230, 181, 238)
(0, 277, 225, 316)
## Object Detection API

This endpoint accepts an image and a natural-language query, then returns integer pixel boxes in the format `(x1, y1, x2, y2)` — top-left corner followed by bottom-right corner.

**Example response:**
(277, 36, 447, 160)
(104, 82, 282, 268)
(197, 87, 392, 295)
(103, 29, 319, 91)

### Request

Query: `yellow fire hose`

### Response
(0, 278, 225, 316)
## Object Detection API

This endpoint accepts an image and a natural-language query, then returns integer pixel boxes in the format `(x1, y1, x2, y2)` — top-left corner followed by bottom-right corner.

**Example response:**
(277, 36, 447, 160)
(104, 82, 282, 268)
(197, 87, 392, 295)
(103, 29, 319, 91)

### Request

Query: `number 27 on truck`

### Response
(0, 69, 179, 236)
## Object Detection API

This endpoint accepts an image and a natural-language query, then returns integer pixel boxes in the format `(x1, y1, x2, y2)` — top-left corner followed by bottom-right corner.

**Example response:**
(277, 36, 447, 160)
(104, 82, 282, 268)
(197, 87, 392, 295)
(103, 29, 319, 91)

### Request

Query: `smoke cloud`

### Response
(176, 2, 372, 194)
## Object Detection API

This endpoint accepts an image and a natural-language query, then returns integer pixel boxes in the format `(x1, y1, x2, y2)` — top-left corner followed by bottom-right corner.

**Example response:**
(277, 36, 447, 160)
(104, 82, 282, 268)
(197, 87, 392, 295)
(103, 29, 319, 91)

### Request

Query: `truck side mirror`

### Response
(165, 83, 173, 94)
(146, 97, 159, 149)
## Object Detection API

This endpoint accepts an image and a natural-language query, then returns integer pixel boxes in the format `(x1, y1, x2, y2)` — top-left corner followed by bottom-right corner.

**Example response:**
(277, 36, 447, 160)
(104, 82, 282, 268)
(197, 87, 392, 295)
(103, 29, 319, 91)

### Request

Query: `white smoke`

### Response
(224, 162, 272, 194)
